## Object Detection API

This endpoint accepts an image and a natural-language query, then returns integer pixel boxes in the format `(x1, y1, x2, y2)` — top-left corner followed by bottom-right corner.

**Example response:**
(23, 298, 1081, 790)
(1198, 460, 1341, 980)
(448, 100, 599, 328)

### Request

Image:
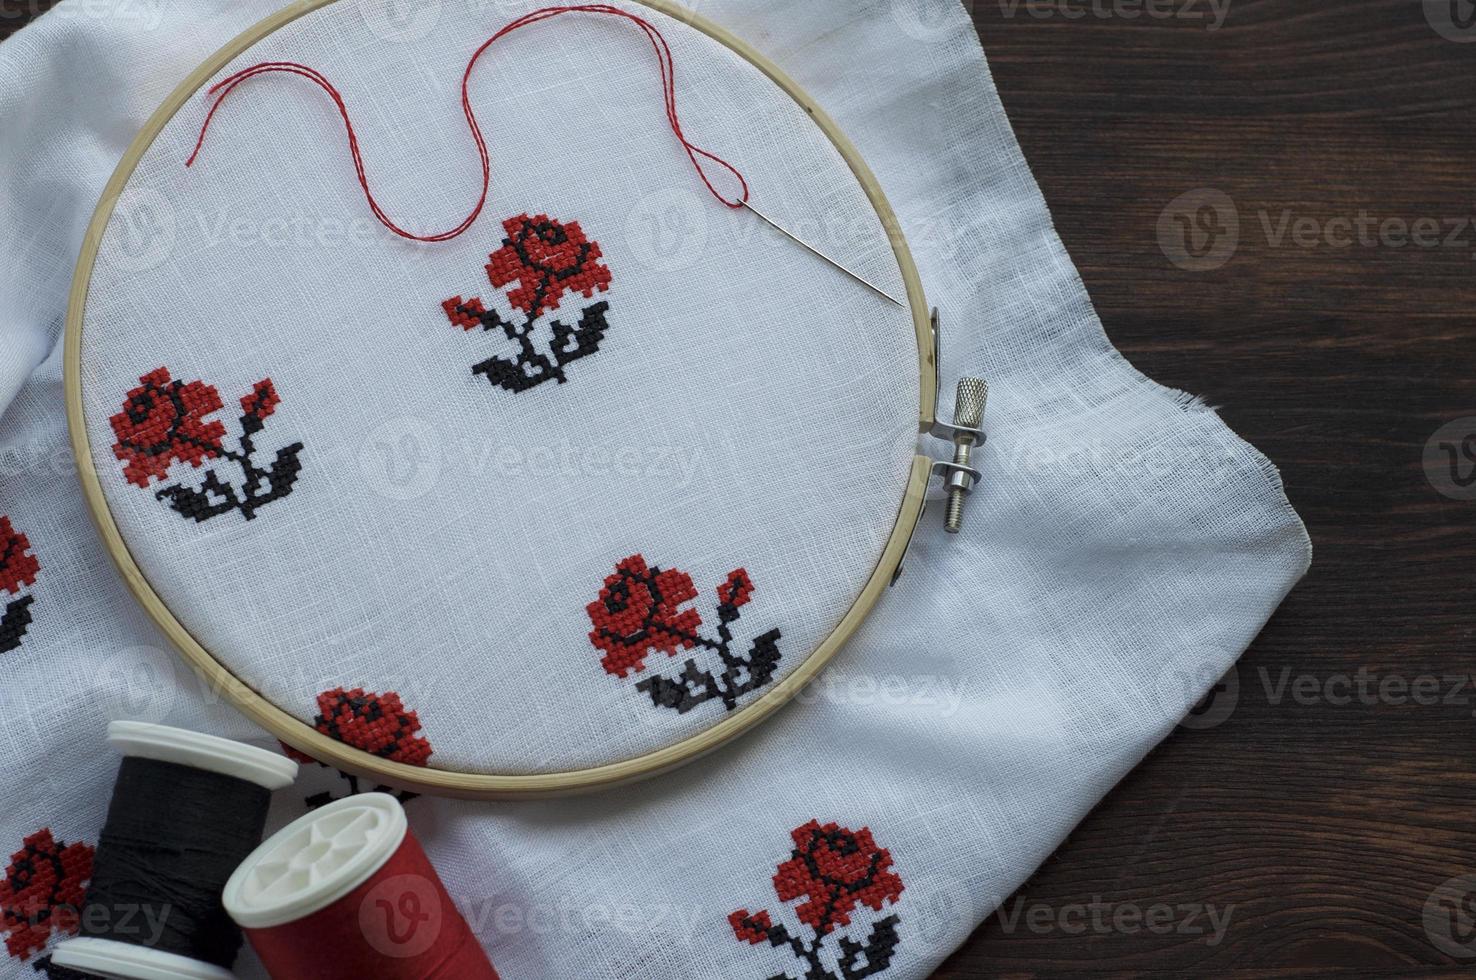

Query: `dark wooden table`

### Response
(935, 0, 1476, 976)
(5, 1, 1474, 976)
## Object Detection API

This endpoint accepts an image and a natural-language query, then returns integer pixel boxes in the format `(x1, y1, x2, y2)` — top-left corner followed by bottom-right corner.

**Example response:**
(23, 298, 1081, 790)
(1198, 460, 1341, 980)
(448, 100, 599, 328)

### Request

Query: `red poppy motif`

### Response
(308, 688, 433, 768)
(587, 554, 702, 678)
(0, 518, 39, 655)
(774, 822, 904, 936)
(444, 213, 613, 394)
(586, 554, 784, 715)
(0, 830, 94, 961)
(109, 367, 227, 489)
(109, 368, 304, 523)
(0, 519, 39, 598)
(487, 214, 612, 319)
(729, 821, 904, 979)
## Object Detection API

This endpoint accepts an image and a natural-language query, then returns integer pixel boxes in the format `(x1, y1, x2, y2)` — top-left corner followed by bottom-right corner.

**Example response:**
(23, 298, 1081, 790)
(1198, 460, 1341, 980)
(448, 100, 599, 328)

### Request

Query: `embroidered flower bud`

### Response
(0, 518, 39, 598)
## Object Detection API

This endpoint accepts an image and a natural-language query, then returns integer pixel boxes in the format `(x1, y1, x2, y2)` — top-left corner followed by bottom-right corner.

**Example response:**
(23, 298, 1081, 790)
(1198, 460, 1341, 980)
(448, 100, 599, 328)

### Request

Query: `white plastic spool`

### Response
(51, 723, 298, 980)
(222, 793, 409, 929)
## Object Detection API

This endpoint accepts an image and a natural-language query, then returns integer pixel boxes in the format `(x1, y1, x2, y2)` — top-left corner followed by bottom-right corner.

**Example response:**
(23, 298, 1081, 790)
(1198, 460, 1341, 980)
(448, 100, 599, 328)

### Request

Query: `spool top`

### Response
(222, 793, 409, 930)
(51, 937, 235, 980)
(107, 721, 298, 790)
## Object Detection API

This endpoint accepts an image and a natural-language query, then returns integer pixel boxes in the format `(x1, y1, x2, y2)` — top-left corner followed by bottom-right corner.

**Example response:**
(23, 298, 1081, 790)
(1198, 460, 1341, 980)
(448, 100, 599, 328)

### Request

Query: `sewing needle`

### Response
(741, 200, 906, 308)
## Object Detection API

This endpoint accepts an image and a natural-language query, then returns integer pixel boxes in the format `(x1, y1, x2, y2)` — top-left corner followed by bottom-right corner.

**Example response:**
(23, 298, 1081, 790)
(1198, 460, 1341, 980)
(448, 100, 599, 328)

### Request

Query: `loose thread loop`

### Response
(186, 4, 751, 245)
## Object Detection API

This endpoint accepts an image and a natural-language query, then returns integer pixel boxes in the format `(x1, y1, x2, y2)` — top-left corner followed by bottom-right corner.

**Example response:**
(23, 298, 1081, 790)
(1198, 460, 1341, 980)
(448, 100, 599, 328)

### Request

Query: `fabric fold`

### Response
(0, 2, 1308, 978)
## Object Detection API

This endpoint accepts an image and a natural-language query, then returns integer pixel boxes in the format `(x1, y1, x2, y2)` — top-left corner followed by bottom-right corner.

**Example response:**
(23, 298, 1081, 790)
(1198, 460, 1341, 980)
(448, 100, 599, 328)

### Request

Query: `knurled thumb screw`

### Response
(945, 378, 988, 534)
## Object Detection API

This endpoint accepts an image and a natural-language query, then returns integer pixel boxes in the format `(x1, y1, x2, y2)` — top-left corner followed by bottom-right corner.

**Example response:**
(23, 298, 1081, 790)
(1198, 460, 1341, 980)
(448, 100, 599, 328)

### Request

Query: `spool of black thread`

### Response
(50, 722, 297, 980)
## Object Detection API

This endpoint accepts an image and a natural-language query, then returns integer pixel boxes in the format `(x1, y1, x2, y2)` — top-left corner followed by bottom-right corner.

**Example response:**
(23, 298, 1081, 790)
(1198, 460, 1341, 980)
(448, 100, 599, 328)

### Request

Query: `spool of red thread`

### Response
(222, 794, 498, 979)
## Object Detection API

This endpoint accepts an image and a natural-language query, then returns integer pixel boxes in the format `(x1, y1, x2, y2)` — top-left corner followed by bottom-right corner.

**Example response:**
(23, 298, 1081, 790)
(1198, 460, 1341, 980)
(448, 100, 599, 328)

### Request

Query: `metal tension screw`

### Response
(944, 378, 989, 534)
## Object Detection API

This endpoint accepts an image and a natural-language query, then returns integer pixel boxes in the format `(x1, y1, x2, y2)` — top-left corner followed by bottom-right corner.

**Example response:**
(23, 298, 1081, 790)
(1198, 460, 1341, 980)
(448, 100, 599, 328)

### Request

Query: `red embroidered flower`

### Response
(728, 909, 774, 946)
(442, 295, 487, 332)
(309, 688, 433, 767)
(487, 214, 611, 319)
(0, 518, 39, 597)
(0, 830, 94, 960)
(277, 740, 319, 766)
(717, 569, 754, 610)
(586, 554, 703, 678)
(240, 379, 280, 421)
(773, 821, 904, 936)
(109, 367, 227, 488)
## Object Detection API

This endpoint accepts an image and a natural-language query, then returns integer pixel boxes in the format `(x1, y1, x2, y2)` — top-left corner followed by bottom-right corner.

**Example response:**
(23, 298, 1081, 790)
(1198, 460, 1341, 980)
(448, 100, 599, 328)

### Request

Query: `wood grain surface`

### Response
(935, 0, 1476, 976)
(4, 0, 1474, 976)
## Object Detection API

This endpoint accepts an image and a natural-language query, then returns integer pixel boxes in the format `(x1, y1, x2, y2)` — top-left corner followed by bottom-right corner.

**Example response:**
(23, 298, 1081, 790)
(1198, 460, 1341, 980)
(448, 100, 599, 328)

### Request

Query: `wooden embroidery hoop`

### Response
(64, 0, 939, 799)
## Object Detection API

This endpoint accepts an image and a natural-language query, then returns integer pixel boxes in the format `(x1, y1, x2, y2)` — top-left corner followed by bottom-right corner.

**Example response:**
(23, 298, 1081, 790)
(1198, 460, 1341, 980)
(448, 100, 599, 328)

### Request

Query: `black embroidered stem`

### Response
(635, 625, 783, 714)
(155, 402, 304, 523)
(0, 596, 34, 655)
(836, 915, 901, 979)
(298, 764, 419, 812)
(742, 912, 901, 980)
(466, 300, 611, 393)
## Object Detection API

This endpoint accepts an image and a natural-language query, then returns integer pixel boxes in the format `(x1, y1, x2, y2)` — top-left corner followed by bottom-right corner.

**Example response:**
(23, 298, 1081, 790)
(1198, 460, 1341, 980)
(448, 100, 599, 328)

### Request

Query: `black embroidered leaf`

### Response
(295, 761, 419, 812)
(472, 351, 552, 394)
(472, 301, 611, 394)
(747, 628, 784, 689)
(156, 470, 241, 524)
(636, 658, 719, 714)
(836, 915, 902, 980)
(0, 595, 34, 654)
(237, 442, 305, 520)
(550, 300, 611, 368)
(157, 441, 304, 523)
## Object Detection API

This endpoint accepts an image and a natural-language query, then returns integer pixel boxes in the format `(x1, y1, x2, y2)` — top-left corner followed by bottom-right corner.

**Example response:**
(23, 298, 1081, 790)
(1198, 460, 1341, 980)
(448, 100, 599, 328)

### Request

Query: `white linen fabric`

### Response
(0, 1, 1311, 978)
(78, 0, 922, 776)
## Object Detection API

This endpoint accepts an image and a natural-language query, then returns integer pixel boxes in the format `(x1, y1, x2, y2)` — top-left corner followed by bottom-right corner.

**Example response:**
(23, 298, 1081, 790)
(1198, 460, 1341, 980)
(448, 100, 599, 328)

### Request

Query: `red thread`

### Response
(186, 5, 750, 244)
(243, 829, 498, 979)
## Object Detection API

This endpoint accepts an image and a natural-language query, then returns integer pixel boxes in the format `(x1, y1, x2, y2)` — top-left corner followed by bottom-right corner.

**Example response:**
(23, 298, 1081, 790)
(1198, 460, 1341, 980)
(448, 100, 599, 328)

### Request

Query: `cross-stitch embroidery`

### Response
(281, 688, 432, 810)
(730, 821, 904, 980)
(0, 517, 39, 655)
(444, 214, 613, 393)
(109, 368, 304, 523)
(587, 555, 782, 714)
(0, 830, 94, 962)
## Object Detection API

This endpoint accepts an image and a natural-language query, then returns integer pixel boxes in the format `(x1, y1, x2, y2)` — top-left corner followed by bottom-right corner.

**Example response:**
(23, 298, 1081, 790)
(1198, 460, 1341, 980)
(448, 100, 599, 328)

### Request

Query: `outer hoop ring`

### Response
(64, 0, 937, 799)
